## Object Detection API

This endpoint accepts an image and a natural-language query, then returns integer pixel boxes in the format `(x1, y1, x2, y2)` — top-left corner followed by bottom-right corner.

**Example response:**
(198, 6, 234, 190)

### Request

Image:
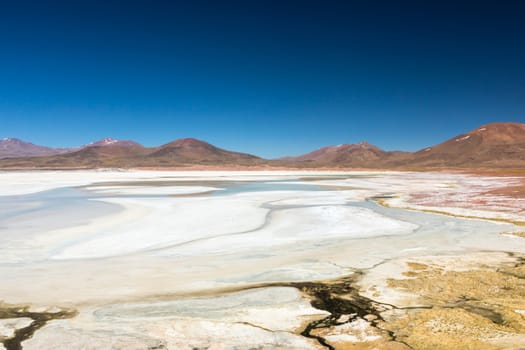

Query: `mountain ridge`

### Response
(0, 138, 74, 158)
(0, 122, 523, 169)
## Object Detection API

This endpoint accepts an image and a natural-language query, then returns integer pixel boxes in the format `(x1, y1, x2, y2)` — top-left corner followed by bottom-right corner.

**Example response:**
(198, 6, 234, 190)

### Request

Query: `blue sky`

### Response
(1, 0, 524, 158)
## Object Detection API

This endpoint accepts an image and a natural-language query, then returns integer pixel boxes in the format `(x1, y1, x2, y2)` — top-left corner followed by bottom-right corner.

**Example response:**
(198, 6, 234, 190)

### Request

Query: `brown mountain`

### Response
(53, 141, 149, 168)
(0, 138, 261, 168)
(0, 138, 73, 159)
(391, 122, 525, 168)
(0, 122, 523, 169)
(145, 138, 262, 166)
(0, 139, 147, 168)
(280, 122, 524, 169)
(0, 137, 141, 160)
(281, 142, 389, 166)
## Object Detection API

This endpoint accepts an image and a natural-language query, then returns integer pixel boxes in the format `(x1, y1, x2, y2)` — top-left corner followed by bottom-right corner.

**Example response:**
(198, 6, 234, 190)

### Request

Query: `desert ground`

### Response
(0, 170, 524, 350)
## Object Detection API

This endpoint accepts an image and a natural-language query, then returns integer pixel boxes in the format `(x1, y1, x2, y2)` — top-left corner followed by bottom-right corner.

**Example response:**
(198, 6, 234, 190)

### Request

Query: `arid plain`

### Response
(2, 0, 525, 348)
(0, 170, 524, 350)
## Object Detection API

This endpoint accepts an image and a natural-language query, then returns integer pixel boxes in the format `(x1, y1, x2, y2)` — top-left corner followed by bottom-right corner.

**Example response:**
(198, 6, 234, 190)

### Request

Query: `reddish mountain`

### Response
(59, 139, 147, 167)
(0, 137, 147, 167)
(281, 142, 389, 166)
(0, 137, 261, 168)
(0, 137, 142, 160)
(0, 122, 523, 169)
(146, 138, 261, 165)
(0, 138, 73, 159)
(281, 122, 525, 168)
(396, 122, 525, 167)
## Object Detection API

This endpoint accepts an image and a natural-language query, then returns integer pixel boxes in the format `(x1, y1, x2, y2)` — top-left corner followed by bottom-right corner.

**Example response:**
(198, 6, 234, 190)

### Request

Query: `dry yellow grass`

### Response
(384, 257, 525, 350)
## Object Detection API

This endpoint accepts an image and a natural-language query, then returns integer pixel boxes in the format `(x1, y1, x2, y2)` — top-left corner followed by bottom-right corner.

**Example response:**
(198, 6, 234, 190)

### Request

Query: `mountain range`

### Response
(0, 122, 523, 169)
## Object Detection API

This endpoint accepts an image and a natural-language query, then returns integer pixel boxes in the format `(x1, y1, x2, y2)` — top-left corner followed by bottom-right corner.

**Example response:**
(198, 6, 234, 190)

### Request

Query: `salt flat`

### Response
(0, 170, 523, 349)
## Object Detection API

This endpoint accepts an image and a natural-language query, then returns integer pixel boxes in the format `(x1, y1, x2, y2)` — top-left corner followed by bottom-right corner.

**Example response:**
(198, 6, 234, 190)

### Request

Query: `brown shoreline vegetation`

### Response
(230, 253, 525, 350)
(504, 231, 525, 238)
(371, 197, 525, 227)
(3, 254, 524, 350)
(383, 255, 525, 350)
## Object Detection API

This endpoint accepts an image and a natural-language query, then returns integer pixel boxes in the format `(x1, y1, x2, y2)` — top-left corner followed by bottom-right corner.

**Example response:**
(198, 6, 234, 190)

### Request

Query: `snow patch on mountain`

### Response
(455, 135, 470, 142)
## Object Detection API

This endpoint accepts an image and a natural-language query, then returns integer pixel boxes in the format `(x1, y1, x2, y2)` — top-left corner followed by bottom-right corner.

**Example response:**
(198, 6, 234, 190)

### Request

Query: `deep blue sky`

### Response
(1, 0, 524, 158)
